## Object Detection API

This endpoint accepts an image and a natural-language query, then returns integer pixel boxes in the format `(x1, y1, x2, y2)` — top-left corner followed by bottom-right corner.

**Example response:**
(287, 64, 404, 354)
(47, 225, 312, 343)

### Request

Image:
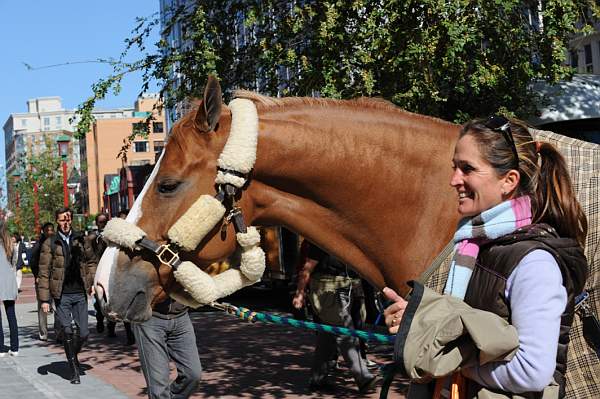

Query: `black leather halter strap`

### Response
(134, 180, 249, 271)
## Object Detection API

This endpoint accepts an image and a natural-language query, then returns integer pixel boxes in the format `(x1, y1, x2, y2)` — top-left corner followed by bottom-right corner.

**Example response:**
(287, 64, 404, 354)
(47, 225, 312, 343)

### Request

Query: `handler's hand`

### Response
(41, 302, 50, 313)
(383, 287, 408, 334)
(292, 292, 305, 309)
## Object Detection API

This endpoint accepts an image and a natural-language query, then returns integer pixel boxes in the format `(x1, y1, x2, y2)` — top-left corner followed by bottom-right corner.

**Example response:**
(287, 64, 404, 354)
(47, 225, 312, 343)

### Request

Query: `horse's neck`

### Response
(247, 105, 460, 294)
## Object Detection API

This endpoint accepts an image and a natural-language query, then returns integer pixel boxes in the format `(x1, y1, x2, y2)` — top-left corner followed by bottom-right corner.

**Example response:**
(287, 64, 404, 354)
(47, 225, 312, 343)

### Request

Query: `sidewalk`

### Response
(3, 274, 406, 398)
(3, 274, 130, 399)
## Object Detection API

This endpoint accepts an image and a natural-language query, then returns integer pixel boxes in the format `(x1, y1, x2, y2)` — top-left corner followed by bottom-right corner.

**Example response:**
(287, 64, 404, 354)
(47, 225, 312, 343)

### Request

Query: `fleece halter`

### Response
(101, 98, 266, 308)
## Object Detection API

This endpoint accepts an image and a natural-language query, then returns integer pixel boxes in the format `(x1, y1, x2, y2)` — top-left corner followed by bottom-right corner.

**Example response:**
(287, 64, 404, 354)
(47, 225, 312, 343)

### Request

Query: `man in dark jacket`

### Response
(30, 222, 55, 341)
(38, 207, 96, 384)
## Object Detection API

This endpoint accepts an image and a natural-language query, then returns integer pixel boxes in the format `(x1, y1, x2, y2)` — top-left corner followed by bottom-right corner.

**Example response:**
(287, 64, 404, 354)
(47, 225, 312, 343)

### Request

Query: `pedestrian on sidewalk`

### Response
(89, 213, 135, 344)
(38, 207, 97, 384)
(0, 222, 19, 356)
(10, 232, 26, 292)
(30, 222, 58, 341)
(293, 240, 377, 394)
(133, 298, 202, 399)
(90, 213, 107, 335)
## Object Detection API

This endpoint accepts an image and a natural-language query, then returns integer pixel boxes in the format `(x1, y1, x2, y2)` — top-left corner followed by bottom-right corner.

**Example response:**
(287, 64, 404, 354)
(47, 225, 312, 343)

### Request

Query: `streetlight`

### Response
(33, 181, 40, 235)
(11, 171, 22, 231)
(56, 135, 71, 207)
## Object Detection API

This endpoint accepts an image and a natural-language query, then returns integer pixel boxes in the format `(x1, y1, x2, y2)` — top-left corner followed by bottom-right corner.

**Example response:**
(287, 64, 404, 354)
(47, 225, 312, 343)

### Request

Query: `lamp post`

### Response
(56, 135, 70, 207)
(33, 181, 40, 235)
(11, 171, 21, 231)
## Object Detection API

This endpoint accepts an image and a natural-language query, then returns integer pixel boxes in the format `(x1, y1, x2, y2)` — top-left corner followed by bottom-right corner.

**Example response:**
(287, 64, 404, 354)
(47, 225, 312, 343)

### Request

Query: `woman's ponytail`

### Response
(533, 142, 587, 247)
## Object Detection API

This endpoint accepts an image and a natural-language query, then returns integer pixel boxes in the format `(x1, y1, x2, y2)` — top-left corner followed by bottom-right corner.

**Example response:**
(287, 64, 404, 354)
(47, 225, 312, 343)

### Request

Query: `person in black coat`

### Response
(30, 223, 56, 341)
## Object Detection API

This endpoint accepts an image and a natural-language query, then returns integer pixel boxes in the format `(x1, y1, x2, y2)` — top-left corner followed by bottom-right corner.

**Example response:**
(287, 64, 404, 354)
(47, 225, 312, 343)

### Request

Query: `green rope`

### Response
(214, 303, 395, 344)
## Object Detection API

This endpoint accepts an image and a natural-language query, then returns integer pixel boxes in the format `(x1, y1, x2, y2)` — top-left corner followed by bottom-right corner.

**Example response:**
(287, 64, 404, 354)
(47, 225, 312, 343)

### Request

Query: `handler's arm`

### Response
(292, 258, 318, 309)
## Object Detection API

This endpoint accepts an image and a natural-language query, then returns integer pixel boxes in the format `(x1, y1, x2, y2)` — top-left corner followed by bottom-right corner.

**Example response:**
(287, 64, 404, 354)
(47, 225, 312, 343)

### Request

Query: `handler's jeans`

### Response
(308, 273, 374, 388)
(133, 312, 202, 399)
(55, 292, 89, 338)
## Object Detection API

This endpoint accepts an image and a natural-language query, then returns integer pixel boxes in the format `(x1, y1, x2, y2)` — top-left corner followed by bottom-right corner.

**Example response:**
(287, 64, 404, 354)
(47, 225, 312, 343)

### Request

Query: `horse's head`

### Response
(94, 76, 242, 322)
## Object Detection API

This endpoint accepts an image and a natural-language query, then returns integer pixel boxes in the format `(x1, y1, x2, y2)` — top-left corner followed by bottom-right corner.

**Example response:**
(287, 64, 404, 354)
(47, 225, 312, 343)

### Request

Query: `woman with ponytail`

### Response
(0, 222, 19, 356)
(382, 117, 588, 399)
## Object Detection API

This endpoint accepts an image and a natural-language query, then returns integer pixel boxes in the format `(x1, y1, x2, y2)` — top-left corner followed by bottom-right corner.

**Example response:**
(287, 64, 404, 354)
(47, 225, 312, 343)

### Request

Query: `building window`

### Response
(154, 140, 164, 154)
(21, 119, 27, 127)
(133, 141, 149, 153)
(56, 116, 61, 125)
(132, 122, 147, 134)
(130, 159, 151, 166)
(570, 50, 579, 69)
(43, 117, 50, 125)
(153, 122, 164, 133)
(584, 44, 593, 73)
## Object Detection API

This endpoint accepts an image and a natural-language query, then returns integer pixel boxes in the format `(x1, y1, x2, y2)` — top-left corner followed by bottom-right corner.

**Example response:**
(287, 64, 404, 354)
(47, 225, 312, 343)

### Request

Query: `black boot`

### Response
(72, 325, 84, 375)
(107, 321, 116, 338)
(63, 334, 81, 384)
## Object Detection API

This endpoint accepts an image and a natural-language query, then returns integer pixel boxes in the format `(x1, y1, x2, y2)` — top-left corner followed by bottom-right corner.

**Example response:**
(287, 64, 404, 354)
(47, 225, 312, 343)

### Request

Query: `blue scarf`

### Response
(444, 196, 532, 299)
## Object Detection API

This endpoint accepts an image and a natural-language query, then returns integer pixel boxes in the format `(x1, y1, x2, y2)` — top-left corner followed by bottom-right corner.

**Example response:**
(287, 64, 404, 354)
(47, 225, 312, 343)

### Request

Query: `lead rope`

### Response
(208, 301, 395, 344)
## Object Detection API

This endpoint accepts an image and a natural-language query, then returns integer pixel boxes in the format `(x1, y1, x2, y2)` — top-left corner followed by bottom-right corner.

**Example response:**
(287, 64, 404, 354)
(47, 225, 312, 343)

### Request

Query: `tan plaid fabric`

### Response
(425, 130, 599, 398)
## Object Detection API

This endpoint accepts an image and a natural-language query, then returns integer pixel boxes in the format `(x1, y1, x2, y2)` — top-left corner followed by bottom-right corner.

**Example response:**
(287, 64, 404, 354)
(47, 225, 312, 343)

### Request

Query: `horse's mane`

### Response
(235, 89, 403, 112)
(172, 90, 453, 142)
(233, 90, 454, 126)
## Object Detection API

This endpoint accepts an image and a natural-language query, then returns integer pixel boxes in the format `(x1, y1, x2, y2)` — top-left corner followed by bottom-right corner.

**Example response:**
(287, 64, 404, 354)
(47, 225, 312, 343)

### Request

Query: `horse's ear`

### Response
(195, 75, 222, 133)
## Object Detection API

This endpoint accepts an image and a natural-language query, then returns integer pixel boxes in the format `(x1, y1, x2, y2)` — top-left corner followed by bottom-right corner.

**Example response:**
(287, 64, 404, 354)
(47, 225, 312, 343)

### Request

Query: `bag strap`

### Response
(416, 241, 454, 285)
(576, 290, 600, 359)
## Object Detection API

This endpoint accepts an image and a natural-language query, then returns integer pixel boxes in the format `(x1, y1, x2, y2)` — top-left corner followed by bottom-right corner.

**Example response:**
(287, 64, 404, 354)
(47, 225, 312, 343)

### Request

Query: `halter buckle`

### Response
(225, 206, 242, 224)
(156, 243, 180, 268)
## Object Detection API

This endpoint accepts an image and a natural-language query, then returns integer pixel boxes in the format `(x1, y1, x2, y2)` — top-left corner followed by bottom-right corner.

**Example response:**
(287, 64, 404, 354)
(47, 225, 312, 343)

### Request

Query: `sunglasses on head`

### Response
(483, 115, 519, 168)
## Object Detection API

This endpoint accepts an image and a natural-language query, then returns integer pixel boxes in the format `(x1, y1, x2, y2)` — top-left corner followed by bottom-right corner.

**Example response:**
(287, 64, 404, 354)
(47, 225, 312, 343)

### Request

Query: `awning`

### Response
(104, 174, 120, 196)
(530, 74, 600, 125)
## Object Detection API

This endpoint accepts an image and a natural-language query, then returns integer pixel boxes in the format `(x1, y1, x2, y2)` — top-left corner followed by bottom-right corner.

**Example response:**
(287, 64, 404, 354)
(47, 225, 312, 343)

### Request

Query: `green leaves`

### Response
(76, 0, 599, 133)
(8, 139, 71, 237)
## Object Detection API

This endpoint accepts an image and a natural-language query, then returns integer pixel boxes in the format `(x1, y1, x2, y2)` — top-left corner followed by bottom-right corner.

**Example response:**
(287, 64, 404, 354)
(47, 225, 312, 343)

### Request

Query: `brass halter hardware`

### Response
(155, 243, 181, 269)
(135, 184, 249, 271)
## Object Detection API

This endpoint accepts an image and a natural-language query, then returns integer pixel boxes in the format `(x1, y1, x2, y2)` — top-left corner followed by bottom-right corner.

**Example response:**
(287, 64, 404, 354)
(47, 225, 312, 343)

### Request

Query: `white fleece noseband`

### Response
(102, 98, 265, 307)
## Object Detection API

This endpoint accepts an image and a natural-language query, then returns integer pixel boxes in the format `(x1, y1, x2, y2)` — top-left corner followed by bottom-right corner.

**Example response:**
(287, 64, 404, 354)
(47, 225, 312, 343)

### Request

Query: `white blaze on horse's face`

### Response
(93, 151, 165, 309)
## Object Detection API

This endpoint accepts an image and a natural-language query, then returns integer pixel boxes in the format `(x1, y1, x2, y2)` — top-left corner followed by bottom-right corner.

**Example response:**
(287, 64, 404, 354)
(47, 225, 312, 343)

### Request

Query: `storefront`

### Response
(103, 174, 121, 217)
(117, 164, 155, 212)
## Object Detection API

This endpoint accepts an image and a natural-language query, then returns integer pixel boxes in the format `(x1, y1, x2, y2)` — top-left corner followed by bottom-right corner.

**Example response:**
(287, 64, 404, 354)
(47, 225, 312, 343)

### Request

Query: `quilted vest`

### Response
(463, 224, 588, 398)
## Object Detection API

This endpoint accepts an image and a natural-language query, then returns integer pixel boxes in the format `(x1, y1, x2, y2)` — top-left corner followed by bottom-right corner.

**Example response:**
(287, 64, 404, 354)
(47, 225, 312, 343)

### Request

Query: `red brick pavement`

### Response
(16, 273, 38, 305)
(20, 274, 407, 398)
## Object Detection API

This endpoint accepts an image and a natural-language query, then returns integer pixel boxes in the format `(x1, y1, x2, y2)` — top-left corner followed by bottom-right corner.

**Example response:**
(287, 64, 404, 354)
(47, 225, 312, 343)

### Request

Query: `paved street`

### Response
(1, 274, 407, 398)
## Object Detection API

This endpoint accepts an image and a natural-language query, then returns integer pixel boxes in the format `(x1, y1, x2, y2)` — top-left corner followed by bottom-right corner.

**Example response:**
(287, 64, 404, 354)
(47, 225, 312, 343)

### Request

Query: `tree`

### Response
(74, 0, 599, 139)
(7, 139, 68, 238)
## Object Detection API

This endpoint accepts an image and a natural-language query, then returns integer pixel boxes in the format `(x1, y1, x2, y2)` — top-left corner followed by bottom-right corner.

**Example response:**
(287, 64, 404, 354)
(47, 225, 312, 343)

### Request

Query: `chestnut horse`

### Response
(94, 76, 460, 322)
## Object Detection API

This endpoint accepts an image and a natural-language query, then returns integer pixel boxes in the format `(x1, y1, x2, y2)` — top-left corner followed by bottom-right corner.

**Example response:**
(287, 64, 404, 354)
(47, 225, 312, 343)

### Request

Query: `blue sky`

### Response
(0, 1, 161, 202)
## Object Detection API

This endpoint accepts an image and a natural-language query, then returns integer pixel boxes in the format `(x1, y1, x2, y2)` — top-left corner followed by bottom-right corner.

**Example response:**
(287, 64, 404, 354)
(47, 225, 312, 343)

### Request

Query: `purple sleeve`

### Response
(462, 249, 566, 393)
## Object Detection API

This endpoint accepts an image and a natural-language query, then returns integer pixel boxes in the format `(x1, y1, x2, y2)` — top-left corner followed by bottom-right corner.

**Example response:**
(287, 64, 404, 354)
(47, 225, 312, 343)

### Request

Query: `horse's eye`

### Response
(157, 181, 181, 194)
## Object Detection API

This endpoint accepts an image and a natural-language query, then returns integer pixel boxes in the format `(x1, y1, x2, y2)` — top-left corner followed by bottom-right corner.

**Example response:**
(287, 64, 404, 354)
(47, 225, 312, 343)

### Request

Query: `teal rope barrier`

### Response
(213, 302, 395, 344)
